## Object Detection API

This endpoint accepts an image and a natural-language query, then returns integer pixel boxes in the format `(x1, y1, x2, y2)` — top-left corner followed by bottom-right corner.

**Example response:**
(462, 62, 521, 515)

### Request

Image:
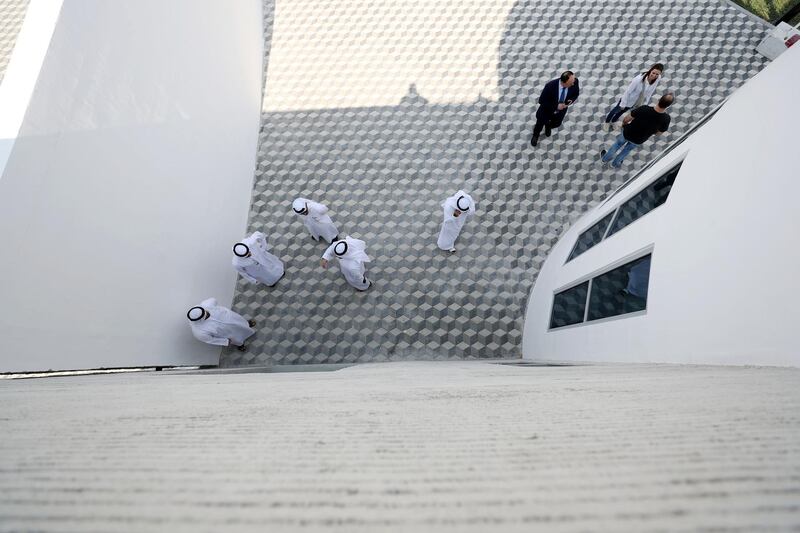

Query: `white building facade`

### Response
(0, 1, 264, 372)
(523, 44, 800, 367)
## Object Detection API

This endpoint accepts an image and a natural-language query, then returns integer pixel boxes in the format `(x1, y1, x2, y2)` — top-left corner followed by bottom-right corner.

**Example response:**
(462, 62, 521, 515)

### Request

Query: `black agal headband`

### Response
(333, 241, 348, 256)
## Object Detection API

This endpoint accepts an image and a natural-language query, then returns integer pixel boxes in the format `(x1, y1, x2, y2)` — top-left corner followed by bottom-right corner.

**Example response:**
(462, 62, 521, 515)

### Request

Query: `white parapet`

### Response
(522, 44, 800, 367)
(0, 0, 264, 372)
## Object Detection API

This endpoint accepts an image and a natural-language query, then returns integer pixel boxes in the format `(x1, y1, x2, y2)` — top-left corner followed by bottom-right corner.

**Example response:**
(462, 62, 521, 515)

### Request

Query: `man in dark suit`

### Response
(530, 70, 580, 147)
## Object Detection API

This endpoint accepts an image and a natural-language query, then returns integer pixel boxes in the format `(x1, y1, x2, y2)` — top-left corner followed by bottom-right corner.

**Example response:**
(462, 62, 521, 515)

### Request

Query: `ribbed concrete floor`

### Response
(1, 362, 798, 531)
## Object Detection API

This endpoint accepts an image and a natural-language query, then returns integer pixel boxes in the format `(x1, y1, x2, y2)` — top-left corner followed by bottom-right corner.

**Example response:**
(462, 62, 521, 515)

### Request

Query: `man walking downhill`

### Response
(601, 93, 674, 168)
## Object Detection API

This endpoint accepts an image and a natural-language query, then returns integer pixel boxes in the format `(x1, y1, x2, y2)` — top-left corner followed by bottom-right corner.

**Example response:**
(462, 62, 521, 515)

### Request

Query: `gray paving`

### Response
(1, 362, 799, 531)
(0, 0, 29, 85)
(226, 0, 770, 366)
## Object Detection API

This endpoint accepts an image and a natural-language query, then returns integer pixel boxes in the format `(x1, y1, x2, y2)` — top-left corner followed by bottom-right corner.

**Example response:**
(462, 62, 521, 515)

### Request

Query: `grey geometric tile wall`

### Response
(0, 0, 29, 84)
(224, 0, 769, 366)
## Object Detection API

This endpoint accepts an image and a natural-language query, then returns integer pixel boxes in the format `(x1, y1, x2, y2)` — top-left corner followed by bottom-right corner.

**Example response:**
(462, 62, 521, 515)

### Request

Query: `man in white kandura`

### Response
(232, 231, 284, 286)
(292, 198, 339, 243)
(321, 236, 371, 291)
(187, 298, 256, 351)
(437, 190, 475, 253)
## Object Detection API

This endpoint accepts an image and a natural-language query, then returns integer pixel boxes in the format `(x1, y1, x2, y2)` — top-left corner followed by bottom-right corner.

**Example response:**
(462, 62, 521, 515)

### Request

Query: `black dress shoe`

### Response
(545, 125, 552, 137)
(530, 135, 539, 147)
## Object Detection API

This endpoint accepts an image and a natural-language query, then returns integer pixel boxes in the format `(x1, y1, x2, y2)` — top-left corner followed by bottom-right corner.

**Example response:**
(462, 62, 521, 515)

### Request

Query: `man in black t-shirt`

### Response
(600, 93, 673, 168)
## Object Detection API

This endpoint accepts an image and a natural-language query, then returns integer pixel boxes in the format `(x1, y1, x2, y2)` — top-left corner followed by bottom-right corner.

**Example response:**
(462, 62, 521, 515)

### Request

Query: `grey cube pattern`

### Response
(224, 0, 769, 366)
(0, 0, 29, 85)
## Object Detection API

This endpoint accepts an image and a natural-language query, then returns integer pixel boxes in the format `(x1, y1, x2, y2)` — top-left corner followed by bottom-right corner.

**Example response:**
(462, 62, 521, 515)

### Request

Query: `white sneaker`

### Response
(601, 122, 610, 132)
(449, 247, 456, 253)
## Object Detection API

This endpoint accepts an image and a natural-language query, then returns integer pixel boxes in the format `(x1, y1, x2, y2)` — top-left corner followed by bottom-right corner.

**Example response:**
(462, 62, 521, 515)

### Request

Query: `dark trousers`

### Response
(604, 100, 630, 123)
(532, 111, 566, 138)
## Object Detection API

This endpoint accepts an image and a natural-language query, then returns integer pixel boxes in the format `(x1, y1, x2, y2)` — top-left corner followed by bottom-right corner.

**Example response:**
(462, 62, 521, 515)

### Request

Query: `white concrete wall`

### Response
(522, 45, 800, 367)
(0, 0, 63, 177)
(0, 0, 263, 372)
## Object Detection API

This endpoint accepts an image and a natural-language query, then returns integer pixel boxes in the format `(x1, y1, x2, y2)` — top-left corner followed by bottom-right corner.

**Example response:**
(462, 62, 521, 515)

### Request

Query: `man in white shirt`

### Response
(321, 236, 371, 291)
(437, 190, 475, 253)
(232, 231, 284, 286)
(187, 298, 255, 351)
(292, 198, 339, 243)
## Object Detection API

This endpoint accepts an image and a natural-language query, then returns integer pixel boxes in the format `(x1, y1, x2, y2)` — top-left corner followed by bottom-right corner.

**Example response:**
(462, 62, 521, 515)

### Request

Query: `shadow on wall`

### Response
(228, 0, 765, 365)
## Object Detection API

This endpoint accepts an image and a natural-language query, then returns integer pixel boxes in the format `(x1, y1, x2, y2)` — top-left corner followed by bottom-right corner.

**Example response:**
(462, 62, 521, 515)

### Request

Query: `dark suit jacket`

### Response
(535, 78, 580, 124)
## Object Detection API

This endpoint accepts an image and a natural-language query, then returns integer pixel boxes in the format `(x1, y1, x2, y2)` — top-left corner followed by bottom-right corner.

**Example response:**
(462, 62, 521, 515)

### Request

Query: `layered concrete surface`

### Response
(1, 362, 799, 531)
(227, 0, 770, 366)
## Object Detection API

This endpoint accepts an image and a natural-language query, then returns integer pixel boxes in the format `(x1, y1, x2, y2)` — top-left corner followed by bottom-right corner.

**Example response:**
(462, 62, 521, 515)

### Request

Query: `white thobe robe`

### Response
(437, 191, 475, 250)
(232, 231, 284, 286)
(294, 198, 339, 243)
(190, 298, 255, 346)
(322, 236, 371, 290)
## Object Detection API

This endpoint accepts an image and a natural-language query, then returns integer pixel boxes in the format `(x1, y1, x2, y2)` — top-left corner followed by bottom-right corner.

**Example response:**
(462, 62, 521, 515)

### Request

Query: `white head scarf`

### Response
(333, 236, 371, 263)
(292, 198, 309, 214)
(187, 306, 205, 321)
(232, 233, 271, 269)
(442, 190, 475, 216)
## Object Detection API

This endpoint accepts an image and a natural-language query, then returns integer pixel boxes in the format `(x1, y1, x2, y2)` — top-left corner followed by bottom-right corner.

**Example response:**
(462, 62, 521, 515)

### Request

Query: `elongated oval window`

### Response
(606, 163, 681, 238)
(568, 212, 614, 261)
(549, 281, 589, 329)
(587, 255, 651, 321)
(550, 254, 652, 329)
(567, 162, 681, 262)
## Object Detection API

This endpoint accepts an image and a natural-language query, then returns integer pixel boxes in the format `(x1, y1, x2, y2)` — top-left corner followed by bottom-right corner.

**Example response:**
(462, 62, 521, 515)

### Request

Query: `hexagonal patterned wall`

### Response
(223, 0, 769, 366)
(0, 0, 29, 84)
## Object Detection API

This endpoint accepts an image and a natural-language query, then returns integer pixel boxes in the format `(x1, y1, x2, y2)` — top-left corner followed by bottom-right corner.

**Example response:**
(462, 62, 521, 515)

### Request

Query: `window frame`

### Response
(585, 254, 652, 323)
(566, 211, 615, 262)
(549, 246, 654, 331)
(565, 158, 683, 264)
(605, 162, 682, 239)
(548, 279, 590, 329)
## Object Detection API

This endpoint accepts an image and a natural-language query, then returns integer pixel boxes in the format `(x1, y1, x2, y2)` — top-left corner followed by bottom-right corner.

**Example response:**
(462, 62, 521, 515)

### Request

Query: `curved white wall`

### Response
(523, 45, 800, 367)
(0, 0, 263, 372)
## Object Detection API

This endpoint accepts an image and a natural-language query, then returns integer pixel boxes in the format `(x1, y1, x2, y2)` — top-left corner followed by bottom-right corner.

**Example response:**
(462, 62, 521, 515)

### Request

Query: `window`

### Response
(568, 212, 614, 261)
(550, 254, 652, 329)
(587, 255, 651, 321)
(549, 281, 588, 329)
(606, 163, 681, 238)
(566, 162, 681, 262)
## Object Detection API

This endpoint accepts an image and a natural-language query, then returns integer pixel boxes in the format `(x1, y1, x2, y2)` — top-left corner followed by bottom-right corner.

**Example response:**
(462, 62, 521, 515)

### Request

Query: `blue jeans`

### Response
(604, 101, 629, 123)
(602, 133, 640, 168)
